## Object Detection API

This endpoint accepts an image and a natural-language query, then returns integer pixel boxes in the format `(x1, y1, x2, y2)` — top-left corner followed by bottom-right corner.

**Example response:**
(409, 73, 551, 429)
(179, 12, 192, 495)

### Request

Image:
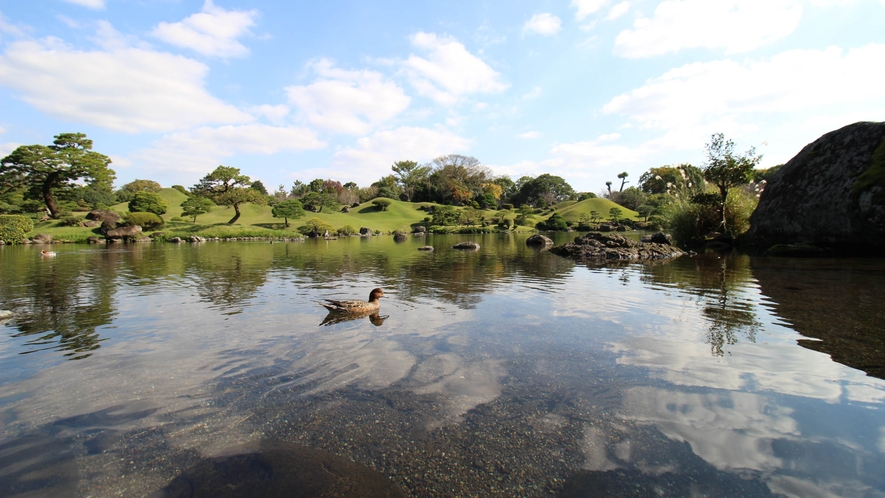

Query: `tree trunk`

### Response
(719, 185, 729, 231)
(42, 173, 60, 218)
(227, 202, 241, 224)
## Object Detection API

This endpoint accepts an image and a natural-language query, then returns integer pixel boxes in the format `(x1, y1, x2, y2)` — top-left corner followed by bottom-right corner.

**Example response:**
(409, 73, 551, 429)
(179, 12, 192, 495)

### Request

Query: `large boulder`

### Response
(526, 234, 554, 246)
(749, 121, 885, 254)
(551, 232, 684, 262)
(31, 233, 53, 244)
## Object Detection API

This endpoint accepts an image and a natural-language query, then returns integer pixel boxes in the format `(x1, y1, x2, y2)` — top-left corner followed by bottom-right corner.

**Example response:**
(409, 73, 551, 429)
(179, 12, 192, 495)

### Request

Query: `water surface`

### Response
(1, 234, 883, 496)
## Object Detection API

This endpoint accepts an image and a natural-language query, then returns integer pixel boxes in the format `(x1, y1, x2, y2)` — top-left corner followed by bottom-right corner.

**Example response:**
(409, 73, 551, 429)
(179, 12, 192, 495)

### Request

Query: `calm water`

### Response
(0, 234, 884, 497)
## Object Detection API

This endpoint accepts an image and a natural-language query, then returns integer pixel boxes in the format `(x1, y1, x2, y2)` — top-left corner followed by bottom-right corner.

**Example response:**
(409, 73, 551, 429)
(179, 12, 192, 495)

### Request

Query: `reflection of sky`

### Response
(590, 262, 885, 497)
(621, 387, 795, 471)
(0, 273, 503, 440)
(3, 244, 885, 496)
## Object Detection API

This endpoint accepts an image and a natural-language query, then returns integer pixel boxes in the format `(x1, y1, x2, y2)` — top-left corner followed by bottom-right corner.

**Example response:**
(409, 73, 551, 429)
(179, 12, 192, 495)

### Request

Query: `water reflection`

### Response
(0, 249, 119, 360)
(639, 252, 761, 356)
(751, 257, 885, 380)
(319, 310, 388, 327)
(1, 237, 884, 496)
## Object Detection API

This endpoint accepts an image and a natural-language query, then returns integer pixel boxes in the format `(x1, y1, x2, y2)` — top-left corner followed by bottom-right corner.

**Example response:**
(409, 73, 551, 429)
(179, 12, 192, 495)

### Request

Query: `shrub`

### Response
(0, 215, 33, 244)
(59, 216, 81, 227)
(501, 203, 514, 210)
(170, 217, 186, 222)
(298, 218, 334, 236)
(538, 213, 568, 231)
(129, 191, 168, 215)
(337, 225, 357, 236)
(372, 198, 392, 211)
(124, 211, 164, 231)
(666, 188, 757, 244)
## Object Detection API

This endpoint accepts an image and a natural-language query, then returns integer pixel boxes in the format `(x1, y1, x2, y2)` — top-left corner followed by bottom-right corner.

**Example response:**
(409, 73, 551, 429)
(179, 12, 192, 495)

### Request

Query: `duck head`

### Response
(368, 288, 385, 302)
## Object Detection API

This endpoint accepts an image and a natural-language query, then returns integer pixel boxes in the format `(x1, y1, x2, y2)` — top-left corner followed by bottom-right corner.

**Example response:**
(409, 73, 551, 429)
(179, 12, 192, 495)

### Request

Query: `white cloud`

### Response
(0, 38, 253, 133)
(91, 20, 149, 51)
(602, 44, 885, 130)
(331, 126, 471, 185)
(607, 1, 631, 20)
(523, 13, 562, 36)
(572, 0, 610, 20)
(0, 14, 27, 39)
(151, 0, 258, 58)
(614, 0, 803, 58)
(517, 131, 541, 139)
(286, 59, 410, 135)
(522, 86, 543, 100)
(551, 134, 652, 168)
(62, 0, 105, 9)
(134, 124, 325, 179)
(402, 32, 509, 106)
(247, 104, 290, 124)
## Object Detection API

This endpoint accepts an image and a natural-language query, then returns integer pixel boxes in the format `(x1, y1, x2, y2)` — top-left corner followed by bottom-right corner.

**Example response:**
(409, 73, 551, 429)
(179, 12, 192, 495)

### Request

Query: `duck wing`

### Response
(320, 299, 368, 311)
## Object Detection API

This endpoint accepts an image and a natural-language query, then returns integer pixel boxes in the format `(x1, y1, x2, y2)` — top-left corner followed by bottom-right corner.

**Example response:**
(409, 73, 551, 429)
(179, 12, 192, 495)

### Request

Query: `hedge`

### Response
(0, 215, 34, 244)
(124, 212, 164, 231)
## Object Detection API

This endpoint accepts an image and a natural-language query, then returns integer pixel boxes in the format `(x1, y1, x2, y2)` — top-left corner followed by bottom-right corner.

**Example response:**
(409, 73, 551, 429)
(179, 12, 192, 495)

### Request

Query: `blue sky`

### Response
(1, 0, 883, 193)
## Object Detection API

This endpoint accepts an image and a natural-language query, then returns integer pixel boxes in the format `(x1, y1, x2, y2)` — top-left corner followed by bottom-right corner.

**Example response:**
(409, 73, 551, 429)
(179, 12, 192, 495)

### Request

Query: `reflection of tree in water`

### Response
(2, 251, 118, 360)
(641, 252, 760, 356)
(279, 236, 574, 309)
(185, 247, 272, 311)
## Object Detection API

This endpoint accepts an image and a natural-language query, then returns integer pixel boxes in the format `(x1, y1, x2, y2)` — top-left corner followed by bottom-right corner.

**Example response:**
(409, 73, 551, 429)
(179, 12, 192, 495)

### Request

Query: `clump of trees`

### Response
(654, 134, 762, 243)
(702, 133, 762, 231)
(0, 133, 115, 218)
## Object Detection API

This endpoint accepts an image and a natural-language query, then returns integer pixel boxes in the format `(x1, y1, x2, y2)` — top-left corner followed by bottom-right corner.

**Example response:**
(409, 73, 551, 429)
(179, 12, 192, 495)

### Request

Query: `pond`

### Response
(0, 234, 884, 497)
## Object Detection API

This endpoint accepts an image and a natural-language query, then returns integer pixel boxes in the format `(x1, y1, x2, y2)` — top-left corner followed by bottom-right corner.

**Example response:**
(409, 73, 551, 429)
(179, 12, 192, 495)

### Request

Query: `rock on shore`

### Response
(748, 121, 885, 254)
(550, 232, 684, 262)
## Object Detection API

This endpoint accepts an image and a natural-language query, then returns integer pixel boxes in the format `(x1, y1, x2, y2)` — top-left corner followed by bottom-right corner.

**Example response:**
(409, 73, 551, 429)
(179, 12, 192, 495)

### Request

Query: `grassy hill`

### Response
(23, 191, 640, 242)
(555, 198, 639, 223)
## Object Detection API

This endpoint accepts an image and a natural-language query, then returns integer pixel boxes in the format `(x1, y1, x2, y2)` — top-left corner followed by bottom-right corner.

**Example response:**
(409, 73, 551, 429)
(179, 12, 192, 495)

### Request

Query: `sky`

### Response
(0, 0, 883, 194)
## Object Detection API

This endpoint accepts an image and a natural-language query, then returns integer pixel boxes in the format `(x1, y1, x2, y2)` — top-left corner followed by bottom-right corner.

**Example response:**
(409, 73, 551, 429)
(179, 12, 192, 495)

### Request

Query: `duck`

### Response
(40, 250, 57, 257)
(320, 288, 385, 313)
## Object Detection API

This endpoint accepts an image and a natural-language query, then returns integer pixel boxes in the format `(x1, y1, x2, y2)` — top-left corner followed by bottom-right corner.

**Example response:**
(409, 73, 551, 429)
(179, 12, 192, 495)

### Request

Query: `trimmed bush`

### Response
(372, 198, 392, 211)
(337, 225, 357, 236)
(298, 218, 334, 236)
(58, 216, 82, 227)
(124, 211, 164, 231)
(0, 215, 34, 244)
(129, 191, 168, 216)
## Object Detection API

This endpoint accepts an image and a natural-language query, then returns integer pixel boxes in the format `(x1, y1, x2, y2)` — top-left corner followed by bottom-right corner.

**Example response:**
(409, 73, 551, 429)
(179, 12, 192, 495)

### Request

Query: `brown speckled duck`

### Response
(320, 288, 385, 312)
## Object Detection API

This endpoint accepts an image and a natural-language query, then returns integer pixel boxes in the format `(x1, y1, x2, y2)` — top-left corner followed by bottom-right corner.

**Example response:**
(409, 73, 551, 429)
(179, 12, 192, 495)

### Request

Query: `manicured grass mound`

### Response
(554, 198, 639, 223)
